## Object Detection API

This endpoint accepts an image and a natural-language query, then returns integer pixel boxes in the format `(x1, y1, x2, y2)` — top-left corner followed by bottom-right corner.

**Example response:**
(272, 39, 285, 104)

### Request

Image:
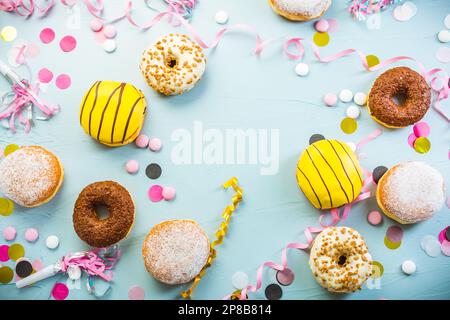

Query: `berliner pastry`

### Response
(296, 137, 363, 209)
(79, 80, 147, 147)
(0, 146, 64, 207)
(309, 227, 372, 293)
(367, 67, 431, 128)
(142, 220, 210, 285)
(376, 161, 445, 224)
(140, 33, 206, 95)
(269, 0, 332, 21)
(73, 181, 135, 247)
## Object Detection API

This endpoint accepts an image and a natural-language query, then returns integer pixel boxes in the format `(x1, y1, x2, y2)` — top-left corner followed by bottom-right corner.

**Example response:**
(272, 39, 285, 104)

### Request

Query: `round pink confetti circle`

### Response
(407, 133, 417, 148)
(55, 74, 71, 90)
(128, 285, 145, 300)
(103, 25, 117, 39)
(413, 122, 430, 138)
(38, 68, 53, 83)
(324, 93, 337, 106)
(125, 160, 139, 174)
(368, 211, 383, 226)
(135, 134, 149, 148)
(90, 18, 103, 32)
(0, 245, 9, 262)
(39, 28, 55, 44)
(276, 267, 295, 286)
(148, 185, 163, 202)
(446, 195, 450, 209)
(24, 228, 39, 243)
(3, 226, 16, 241)
(162, 186, 176, 201)
(386, 226, 403, 243)
(59, 35, 77, 52)
(441, 240, 450, 256)
(52, 282, 69, 300)
(438, 227, 449, 244)
(326, 18, 339, 33)
(148, 137, 162, 152)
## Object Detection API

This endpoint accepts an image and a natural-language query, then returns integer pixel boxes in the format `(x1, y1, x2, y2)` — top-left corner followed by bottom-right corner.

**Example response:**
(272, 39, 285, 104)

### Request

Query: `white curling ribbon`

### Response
(66, 5, 81, 30)
(66, 278, 81, 290)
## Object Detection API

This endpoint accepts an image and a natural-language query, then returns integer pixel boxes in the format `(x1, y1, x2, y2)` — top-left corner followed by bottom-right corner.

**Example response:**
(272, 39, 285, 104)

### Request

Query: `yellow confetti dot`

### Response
(0, 266, 14, 284)
(414, 137, 431, 154)
(384, 236, 401, 250)
(313, 32, 330, 47)
(366, 54, 380, 68)
(0, 198, 14, 216)
(340, 117, 358, 134)
(1, 26, 17, 42)
(8, 243, 25, 261)
(3, 144, 19, 157)
(370, 261, 384, 279)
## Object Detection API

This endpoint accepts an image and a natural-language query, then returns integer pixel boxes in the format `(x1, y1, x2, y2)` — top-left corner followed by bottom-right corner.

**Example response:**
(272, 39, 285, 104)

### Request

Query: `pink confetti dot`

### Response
(52, 283, 69, 300)
(276, 267, 295, 286)
(128, 285, 145, 300)
(447, 196, 450, 209)
(55, 74, 71, 90)
(386, 226, 403, 243)
(3, 226, 16, 241)
(326, 18, 339, 33)
(59, 35, 77, 52)
(125, 160, 139, 174)
(315, 19, 329, 33)
(90, 18, 103, 32)
(39, 28, 55, 44)
(103, 25, 117, 39)
(413, 121, 430, 138)
(148, 137, 162, 152)
(38, 68, 53, 83)
(0, 245, 9, 262)
(162, 186, 176, 201)
(24, 228, 39, 243)
(407, 133, 417, 148)
(441, 240, 450, 256)
(148, 185, 163, 202)
(368, 211, 383, 225)
(135, 134, 149, 148)
(324, 93, 337, 106)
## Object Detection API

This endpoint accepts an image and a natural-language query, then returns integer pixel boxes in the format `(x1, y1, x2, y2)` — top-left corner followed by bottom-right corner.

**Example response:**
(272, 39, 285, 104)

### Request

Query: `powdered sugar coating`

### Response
(0, 146, 63, 207)
(309, 227, 372, 293)
(378, 162, 445, 224)
(142, 220, 210, 285)
(272, 0, 332, 19)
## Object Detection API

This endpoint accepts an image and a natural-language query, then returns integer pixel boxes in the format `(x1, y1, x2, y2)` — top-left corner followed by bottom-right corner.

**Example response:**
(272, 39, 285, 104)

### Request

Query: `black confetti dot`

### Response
(264, 283, 283, 300)
(15, 260, 33, 278)
(445, 228, 450, 242)
(145, 163, 162, 180)
(372, 166, 388, 184)
(309, 134, 325, 145)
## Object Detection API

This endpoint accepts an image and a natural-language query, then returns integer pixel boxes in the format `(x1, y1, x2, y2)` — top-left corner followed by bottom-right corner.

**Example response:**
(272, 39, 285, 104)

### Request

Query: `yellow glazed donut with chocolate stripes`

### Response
(296, 136, 363, 209)
(79, 81, 147, 147)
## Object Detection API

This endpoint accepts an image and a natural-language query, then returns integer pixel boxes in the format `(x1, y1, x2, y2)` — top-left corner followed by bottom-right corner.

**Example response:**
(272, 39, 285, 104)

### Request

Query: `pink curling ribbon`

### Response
(0, 0, 55, 17)
(229, 129, 381, 300)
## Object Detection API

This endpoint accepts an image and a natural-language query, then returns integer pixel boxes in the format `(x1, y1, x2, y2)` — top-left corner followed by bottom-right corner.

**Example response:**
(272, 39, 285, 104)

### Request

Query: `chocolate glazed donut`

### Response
(367, 67, 431, 128)
(73, 181, 135, 248)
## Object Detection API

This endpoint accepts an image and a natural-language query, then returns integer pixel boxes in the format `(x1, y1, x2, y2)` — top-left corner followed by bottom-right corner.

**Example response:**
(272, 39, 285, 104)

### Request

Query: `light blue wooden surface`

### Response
(0, 0, 449, 300)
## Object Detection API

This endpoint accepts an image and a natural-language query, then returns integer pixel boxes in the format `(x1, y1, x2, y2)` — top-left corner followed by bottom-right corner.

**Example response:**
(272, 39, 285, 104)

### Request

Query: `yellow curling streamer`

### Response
(180, 177, 243, 299)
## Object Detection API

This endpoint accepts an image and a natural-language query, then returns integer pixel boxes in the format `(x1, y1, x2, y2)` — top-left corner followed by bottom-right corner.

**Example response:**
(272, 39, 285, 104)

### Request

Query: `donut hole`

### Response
(337, 255, 347, 266)
(165, 56, 178, 69)
(94, 204, 110, 220)
(391, 91, 407, 107)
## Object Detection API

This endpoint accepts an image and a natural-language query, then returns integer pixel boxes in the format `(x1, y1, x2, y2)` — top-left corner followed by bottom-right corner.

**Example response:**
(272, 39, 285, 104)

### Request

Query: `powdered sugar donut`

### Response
(309, 227, 372, 293)
(376, 162, 445, 224)
(0, 146, 64, 207)
(140, 33, 206, 95)
(142, 220, 210, 285)
(269, 0, 332, 21)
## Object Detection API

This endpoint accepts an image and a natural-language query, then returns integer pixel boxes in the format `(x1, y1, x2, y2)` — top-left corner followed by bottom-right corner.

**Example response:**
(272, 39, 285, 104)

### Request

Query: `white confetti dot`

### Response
(232, 271, 249, 290)
(103, 39, 117, 53)
(421, 235, 441, 257)
(346, 142, 357, 152)
(401, 260, 416, 275)
(294, 63, 309, 76)
(353, 92, 367, 106)
(339, 89, 353, 103)
(215, 10, 229, 24)
(46, 235, 59, 249)
(438, 30, 450, 43)
(444, 14, 450, 29)
(346, 105, 360, 119)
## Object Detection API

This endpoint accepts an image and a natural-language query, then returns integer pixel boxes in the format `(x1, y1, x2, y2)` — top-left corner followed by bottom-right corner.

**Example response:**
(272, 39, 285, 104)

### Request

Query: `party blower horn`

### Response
(16, 247, 120, 288)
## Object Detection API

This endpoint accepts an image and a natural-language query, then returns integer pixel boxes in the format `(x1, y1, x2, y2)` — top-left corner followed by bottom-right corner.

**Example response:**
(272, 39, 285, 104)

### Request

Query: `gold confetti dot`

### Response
(0, 266, 14, 284)
(4, 144, 19, 156)
(340, 117, 358, 134)
(366, 54, 380, 68)
(414, 137, 431, 154)
(0, 198, 14, 216)
(313, 32, 330, 47)
(370, 261, 384, 279)
(1, 26, 17, 42)
(8, 243, 25, 261)
(384, 236, 401, 250)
